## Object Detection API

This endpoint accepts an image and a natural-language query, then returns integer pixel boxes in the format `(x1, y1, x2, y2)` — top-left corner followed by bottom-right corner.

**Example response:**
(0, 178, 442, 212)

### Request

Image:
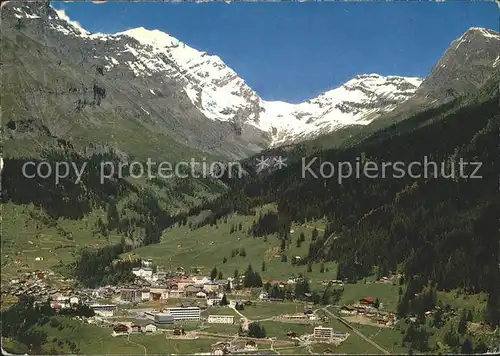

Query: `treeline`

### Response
(69, 242, 140, 288)
(264, 280, 343, 305)
(2, 148, 134, 219)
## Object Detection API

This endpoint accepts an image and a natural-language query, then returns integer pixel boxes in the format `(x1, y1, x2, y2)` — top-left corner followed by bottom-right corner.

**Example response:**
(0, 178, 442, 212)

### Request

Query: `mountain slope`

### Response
(3, 3, 425, 157)
(274, 27, 500, 154)
(190, 73, 500, 326)
(1, 3, 270, 160)
(414, 27, 500, 102)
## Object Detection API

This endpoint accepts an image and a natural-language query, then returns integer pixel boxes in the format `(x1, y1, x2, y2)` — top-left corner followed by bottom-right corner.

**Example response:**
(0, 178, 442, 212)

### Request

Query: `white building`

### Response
(142, 259, 153, 268)
(149, 288, 168, 300)
(166, 307, 200, 321)
(141, 289, 150, 301)
(314, 326, 333, 339)
(94, 309, 114, 317)
(207, 315, 234, 324)
(144, 324, 157, 333)
(207, 298, 222, 306)
(132, 267, 153, 280)
(308, 314, 318, 321)
(89, 304, 117, 317)
(192, 276, 210, 285)
(226, 277, 234, 290)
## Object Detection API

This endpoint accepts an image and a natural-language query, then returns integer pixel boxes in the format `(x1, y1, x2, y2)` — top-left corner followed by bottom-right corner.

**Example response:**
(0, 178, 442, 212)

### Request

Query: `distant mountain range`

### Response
(2, 3, 500, 159)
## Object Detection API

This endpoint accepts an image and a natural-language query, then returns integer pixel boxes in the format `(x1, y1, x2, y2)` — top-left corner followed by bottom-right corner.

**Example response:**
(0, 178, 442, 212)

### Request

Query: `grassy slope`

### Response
(1, 203, 121, 282)
(129, 205, 336, 282)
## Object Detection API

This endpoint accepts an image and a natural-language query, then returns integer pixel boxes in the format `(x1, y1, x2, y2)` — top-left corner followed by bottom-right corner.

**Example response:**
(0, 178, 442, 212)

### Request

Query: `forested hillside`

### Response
(188, 73, 500, 325)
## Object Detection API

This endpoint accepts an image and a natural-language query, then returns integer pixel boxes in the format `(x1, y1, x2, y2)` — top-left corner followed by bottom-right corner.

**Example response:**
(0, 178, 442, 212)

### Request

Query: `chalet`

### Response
(113, 324, 129, 333)
(141, 289, 150, 301)
(150, 292, 162, 301)
(308, 314, 318, 321)
(340, 306, 357, 315)
(196, 291, 207, 298)
(131, 324, 142, 333)
(215, 279, 229, 288)
(185, 285, 202, 297)
(211, 342, 230, 355)
(176, 278, 195, 291)
(245, 340, 257, 350)
(142, 259, 153, 268)
(191, 276, 210, 285)
(120, 288, 141, 302)
(207, 297, 222, 306)
(203, 281, 220, 293)
(173, 327, 184, 336)
(359, 297, 376, 306)
(132, 267, 153, 280)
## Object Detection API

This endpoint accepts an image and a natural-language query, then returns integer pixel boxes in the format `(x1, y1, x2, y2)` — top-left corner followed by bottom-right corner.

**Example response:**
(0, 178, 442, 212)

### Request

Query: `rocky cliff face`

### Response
(414, 27, 500, 103)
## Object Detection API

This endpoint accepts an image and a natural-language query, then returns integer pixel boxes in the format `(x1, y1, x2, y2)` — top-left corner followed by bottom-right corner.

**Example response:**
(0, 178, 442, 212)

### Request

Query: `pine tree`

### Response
(312, 228, 318, 241)
(458, 309, 468, 334)
(210, 267, 218, 281)
(220, 293, 229, 306)
(261, 261, 266, 272)
(460, 338, 473, 354)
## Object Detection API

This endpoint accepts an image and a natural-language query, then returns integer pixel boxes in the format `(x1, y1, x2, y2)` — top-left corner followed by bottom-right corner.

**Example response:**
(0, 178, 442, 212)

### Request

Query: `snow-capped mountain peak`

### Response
(10, 3, 424, 149)
(114, 26, 263, 124)
(259, 74, 423, 146)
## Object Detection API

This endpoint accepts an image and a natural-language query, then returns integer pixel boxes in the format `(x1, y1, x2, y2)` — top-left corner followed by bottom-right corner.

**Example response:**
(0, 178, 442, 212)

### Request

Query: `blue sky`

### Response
(54, 1, 498, 103)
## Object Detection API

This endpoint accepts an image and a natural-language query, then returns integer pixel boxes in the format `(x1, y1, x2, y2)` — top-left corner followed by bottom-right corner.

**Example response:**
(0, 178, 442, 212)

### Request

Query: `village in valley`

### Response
(2, 204, 495, 355)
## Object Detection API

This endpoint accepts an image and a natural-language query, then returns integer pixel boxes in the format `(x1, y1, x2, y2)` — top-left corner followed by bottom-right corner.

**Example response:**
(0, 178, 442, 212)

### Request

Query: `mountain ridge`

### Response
(5, 3, 425, 150)
(3, 3, 500, 159)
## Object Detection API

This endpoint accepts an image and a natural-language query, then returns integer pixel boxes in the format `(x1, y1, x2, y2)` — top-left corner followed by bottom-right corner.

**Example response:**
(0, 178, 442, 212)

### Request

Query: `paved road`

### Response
(322, 306, 390, 355)
(230, 305, 249, 330)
